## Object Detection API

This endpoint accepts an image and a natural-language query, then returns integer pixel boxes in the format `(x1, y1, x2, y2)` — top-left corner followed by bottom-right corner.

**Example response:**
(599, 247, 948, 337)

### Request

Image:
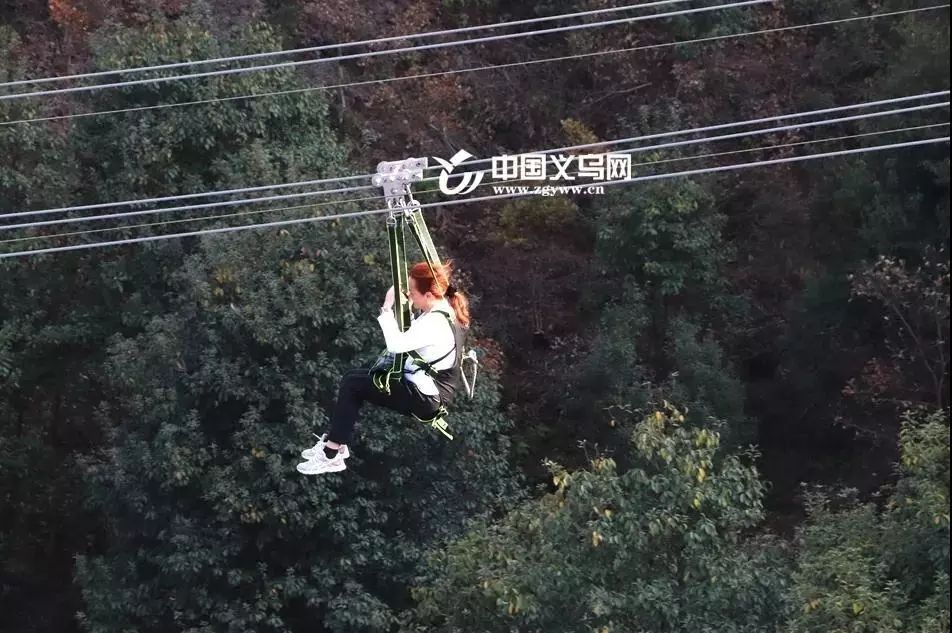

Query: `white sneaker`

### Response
(296, 450, 347, 475)
(301, 433, 350, 461)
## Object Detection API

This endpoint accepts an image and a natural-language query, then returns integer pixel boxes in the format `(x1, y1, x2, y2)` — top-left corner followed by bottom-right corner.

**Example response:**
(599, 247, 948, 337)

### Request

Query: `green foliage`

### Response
(786, 410, 950, 633)
(561, 117, 599, 146)
(769, 272, 854, 422)
(788, 501, 907, 633)
(595, 176, 726, 297)
(0, 28, 75, 217)
(76, 15, 345, 206)
(405, 406, 791, 632)
(663, 317, 753, 447)
(665, 0, 760, 43)
(793, 6, 949, 263)
(810, 151, 949, 264)
(495, 196, 582, 247)
(1, 2, 949, 632)
(877, 12, 950, 100)
(0, 26, 94, 633)
(888, 413, 951, 602)
(577, 283, 651, 407)
(0, 322, 17, 387)
(76, 218, 521, 632)
(788, 2, 950, 101)
(56, 17, 526, 628)
(441, 0, 501, 11)
(573, 300, 751, 460)
(850, 251, 950, 408)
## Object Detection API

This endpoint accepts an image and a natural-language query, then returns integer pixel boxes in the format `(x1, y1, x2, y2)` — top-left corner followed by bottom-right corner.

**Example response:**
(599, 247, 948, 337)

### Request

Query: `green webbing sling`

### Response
(407, 207, 442, 278)
(371, 215, 411, 393)
(371, 205, 454, 440)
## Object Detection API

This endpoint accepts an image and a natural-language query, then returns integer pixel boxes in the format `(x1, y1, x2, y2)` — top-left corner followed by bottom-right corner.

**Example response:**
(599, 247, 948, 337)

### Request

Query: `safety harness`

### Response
(369, 158, 478, 439)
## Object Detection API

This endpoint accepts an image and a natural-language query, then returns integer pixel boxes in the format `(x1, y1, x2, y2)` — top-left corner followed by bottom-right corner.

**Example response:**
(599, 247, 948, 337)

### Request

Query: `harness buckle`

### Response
(429, 416, 454, 440)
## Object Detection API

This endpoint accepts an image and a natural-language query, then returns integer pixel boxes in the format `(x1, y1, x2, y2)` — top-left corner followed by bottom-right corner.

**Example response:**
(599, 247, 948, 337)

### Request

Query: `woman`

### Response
(297, 261, 470, 475)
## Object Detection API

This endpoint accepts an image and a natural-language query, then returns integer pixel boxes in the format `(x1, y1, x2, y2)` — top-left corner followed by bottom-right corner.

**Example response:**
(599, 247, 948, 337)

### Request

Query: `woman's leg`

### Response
(327, 369, 427, 446)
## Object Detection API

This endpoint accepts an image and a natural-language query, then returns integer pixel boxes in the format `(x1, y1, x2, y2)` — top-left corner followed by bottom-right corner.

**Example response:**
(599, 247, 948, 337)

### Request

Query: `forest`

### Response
(0, 1, 949, 631)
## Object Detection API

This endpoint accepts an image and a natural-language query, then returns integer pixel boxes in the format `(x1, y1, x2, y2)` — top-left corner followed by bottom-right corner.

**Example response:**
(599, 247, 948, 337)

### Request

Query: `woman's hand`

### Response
(382, 285, 396, 311)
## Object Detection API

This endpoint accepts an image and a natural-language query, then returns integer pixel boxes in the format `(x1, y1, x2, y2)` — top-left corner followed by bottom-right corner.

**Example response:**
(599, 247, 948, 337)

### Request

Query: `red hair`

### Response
(409, 260, 471, 328)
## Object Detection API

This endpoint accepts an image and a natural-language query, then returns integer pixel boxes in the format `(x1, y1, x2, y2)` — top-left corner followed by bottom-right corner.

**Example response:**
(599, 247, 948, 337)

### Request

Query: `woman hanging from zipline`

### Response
(297, 261, 470, 475)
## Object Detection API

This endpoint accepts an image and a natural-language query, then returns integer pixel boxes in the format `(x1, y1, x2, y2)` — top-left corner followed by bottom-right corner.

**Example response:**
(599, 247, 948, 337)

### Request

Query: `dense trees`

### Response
(405, 407, 790, 633)
(3, 8, 519, 631)
(786, 411, 950, 633)
(75, 219, 520, 633)
(0, 1, 948, 632)
(403, 408, 948, 632)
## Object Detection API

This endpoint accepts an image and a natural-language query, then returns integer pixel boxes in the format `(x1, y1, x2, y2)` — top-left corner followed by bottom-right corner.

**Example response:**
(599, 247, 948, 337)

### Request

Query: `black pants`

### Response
(327, 367, 442, 445)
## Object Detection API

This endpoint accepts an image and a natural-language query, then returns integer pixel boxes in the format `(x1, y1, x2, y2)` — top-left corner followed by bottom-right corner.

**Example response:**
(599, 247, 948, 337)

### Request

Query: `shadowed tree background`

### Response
(0, 1, 948, 632)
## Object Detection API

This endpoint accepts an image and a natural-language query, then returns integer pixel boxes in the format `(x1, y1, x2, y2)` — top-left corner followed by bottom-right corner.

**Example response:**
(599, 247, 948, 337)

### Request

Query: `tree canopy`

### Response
(0, 2, 948, 632)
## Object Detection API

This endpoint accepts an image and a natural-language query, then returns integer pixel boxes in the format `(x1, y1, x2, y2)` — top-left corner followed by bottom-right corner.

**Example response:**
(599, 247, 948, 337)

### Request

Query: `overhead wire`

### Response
(3, 4, 947, 127)
(0, 5, 945, 263)
(0, 195, 387, 246)
(3, 122, 947, 248)
(0, 95, 950, 230)
(2, 136, 948, 259)
(420, 91, 952, 174)
(414, 100, 951, 184)
(0, 0, 771, 101)
(0, 175, 375, 220)
(612, 122, 951, 170)
(0, 183, 381, 229)
(3, 89, 947, 224)
(0, 0, 696, 89)
(0, 101, 950, 230)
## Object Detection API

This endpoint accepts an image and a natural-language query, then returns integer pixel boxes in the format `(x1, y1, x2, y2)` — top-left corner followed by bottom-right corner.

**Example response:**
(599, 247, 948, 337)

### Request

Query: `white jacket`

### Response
(376, 298, 457, 396)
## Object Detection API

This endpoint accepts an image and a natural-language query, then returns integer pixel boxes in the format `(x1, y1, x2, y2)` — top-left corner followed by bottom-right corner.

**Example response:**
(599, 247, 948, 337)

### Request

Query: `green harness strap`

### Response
(371, 215, 411, 393)
(407, 207, 442, 278)
(370, 208, 454, 440)
(415, 414, 453, 440)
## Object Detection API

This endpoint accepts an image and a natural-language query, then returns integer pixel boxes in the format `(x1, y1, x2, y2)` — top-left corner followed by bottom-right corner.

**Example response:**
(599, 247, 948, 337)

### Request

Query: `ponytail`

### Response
(409, 260, 471, 328)
(445, 289, 471, 329)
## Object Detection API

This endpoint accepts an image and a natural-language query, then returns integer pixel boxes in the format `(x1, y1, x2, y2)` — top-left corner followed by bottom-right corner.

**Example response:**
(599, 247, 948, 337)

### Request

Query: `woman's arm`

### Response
(377, 310, 439, 353)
